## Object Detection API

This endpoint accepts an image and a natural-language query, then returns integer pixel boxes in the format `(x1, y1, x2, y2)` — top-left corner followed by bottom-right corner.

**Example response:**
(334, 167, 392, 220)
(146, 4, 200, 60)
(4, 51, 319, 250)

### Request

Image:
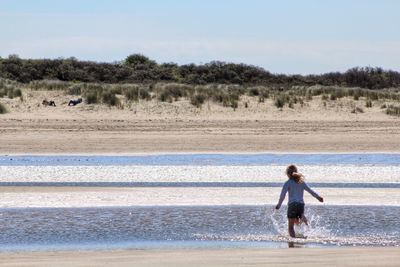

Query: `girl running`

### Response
(275, 165, 324, 238)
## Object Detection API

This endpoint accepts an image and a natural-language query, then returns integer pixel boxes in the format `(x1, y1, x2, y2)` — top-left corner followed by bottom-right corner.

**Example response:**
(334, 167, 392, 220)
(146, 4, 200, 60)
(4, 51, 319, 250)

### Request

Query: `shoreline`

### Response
(3, 151, 400, 156)
(0, 247, 399, 267)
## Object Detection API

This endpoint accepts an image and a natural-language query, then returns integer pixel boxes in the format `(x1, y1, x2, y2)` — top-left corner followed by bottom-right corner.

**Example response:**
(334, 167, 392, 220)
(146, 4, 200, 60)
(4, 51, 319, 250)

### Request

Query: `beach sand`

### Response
(1, 90, 400, 153)
(1, 247, 399, 267)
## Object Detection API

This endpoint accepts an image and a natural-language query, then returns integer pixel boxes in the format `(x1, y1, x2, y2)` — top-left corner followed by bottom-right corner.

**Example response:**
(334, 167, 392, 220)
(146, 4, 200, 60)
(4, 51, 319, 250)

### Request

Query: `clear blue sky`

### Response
(1, 0, 399, 74)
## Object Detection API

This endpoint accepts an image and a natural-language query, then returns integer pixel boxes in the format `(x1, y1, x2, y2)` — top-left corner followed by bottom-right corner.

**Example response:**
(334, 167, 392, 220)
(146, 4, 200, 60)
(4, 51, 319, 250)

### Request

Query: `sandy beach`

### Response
(1, 90, 400, 154)
(1, 247, 399, 267)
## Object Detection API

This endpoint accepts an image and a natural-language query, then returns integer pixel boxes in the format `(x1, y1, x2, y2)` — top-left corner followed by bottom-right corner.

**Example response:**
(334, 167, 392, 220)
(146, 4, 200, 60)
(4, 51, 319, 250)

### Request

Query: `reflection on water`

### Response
(1, 153, 400, 166)
(0, 205, 398, 251)
(0, 153, 398, 252)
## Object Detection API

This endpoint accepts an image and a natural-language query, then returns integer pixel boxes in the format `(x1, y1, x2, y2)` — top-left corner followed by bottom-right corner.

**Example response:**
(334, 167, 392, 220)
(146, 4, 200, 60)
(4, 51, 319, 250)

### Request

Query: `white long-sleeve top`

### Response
(276, 179, 320, 208)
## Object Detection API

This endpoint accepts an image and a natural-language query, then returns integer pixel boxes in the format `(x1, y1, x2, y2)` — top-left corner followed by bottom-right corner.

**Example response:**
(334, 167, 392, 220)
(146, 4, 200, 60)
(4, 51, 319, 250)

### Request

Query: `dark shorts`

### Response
(287, 202, 305, 219)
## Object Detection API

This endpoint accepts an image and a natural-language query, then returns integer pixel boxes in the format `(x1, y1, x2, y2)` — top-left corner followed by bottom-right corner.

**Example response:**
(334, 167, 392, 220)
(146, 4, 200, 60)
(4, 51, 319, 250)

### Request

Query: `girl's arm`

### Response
(304, 182, 323, 202)
(275, 181, 289, 209)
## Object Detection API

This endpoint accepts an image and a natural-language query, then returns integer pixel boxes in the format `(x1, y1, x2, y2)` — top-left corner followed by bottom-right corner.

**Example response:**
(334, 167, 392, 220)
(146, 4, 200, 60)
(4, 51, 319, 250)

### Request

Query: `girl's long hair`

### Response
(286, 165, 304, 183)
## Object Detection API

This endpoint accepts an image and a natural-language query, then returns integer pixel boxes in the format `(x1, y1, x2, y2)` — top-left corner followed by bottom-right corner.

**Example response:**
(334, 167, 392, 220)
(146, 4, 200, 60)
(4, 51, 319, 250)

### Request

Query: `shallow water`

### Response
(0, 153, 398, 251)
(0, 205, 398, 251)
(1, 165, 400, 184)
(1, 153, 400, 166)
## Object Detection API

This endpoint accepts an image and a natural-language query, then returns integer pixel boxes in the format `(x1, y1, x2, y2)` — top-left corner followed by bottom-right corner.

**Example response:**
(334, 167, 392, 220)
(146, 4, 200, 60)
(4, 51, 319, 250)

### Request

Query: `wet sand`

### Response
(1, 247, 399, 267)
(1, 118, 400, 153)
(1, 186, 399, 207)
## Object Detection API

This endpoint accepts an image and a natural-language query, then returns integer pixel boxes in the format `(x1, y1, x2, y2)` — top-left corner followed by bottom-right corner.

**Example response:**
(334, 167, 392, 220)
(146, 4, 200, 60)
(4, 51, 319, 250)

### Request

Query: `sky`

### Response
(1, 0, 399, 74)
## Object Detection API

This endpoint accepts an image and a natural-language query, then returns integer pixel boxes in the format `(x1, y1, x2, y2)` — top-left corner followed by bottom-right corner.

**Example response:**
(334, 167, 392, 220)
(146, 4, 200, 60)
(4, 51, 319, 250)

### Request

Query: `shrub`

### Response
(124, 86, 139, 101)
(110, 86, 123, 95)
(7, 88, 14, 99)
(85, 91, 99, 104)
(231, 99, 238, 110)
(386, 105, 400, 116)
(159, 90, 173, 103)
(13, 88, 22, 97)
(162, 84, 189, 100)
(0, 89, 5, 98)
(139, 88, 151, 100)
(274, 94, 287, 108)
(248, 87, 259, 96)
(67, 85, 82, 95)
(365, 99, 372, 108)
(190, 94, 205, 108)
(0, 103, 7, 114)
(351, 107, 364, 113)
(102, 91, 120, 106)
(260, 89, 270, 99)
(367, 91, 379, 100)
(321, 94, 329, 101)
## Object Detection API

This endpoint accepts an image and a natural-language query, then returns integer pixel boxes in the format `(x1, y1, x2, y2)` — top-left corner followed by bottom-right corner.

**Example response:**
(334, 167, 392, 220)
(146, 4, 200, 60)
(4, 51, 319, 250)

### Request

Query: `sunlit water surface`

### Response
(0, 154, 398, 251)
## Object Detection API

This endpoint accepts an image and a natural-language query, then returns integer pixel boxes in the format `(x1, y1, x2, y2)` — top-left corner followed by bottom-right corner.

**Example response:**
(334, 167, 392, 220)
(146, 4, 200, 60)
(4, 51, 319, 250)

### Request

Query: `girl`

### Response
(275, 165, 324, 238)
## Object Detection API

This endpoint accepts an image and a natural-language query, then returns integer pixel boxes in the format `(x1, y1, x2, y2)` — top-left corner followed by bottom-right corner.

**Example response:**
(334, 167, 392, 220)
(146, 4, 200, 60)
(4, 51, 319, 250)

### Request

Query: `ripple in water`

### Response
(0, 205, 398, 251)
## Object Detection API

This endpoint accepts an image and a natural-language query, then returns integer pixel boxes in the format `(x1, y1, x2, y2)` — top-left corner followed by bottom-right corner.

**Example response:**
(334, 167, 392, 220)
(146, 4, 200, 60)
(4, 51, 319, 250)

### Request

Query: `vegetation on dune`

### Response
(2, 75, 400, 114)
(1, 54, 400, 89)
(0, 102, 7, 114)
(1, 54, 400, 116)
(386, 105, 400, 116)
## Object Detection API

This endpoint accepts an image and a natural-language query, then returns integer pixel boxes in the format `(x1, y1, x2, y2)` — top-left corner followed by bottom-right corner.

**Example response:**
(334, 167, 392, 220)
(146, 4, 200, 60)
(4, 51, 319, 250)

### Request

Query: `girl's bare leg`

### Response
(301, 214, 308, 226)
(288, 218, 296, 237)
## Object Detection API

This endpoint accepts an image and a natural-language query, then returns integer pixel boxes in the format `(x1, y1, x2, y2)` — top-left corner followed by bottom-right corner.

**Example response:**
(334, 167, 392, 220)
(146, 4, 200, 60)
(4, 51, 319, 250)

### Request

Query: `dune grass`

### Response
(1, 78, 400, 115)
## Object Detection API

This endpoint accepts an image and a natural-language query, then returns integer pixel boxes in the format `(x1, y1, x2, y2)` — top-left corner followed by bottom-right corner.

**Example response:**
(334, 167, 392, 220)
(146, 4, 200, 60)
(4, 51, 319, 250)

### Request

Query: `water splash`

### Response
(269, 205, 337, 244)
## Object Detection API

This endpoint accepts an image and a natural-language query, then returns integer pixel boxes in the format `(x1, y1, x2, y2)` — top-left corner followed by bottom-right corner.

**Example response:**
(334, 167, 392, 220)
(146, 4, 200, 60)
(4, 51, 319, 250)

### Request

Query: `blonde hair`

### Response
(286, 164, 304, 183)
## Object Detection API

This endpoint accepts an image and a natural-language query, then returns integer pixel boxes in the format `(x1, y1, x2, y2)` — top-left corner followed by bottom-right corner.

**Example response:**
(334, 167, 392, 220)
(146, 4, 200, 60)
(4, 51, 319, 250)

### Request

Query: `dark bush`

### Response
(0, 54, 399, 89)
(102, 91, 120, 106)
(231, 99, 238, 110)
(190, 94, 205, 108)
(0, 103, 7, 114)
(123, 86, 139, 101)
(7, 87, 14, 99)
(13, 88, 22, 97)
(85, 91, 99, 104)
(248, 87, 259, 96)
(159, 91, 173, 103)
(274, 94, 287, 108)
(139, 88, 151, 100)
